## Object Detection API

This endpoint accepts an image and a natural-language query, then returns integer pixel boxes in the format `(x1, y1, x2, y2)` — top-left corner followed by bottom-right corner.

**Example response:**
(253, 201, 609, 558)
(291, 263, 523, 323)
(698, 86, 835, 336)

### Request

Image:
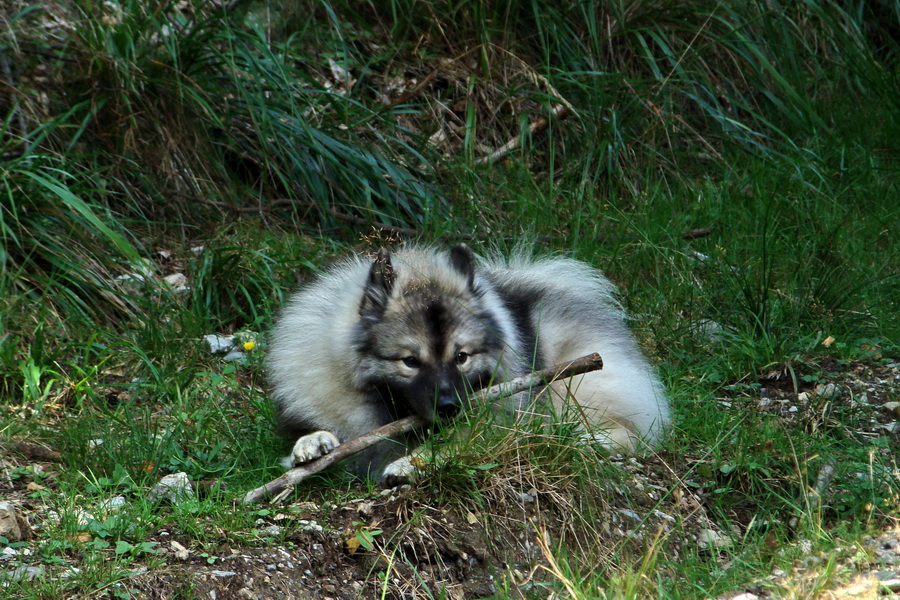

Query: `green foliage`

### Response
(1, 0, 899, 598)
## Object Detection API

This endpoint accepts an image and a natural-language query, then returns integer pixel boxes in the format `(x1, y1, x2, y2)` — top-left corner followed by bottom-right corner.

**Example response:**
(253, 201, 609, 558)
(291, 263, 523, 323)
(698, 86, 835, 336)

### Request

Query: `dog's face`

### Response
(352, 245, 506, 422)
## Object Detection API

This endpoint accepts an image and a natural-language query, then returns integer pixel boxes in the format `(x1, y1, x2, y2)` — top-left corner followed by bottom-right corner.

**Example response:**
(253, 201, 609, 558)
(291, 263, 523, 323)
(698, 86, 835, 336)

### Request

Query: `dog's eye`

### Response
(456, 352, 469, 365)
(402, 356, 421, 368)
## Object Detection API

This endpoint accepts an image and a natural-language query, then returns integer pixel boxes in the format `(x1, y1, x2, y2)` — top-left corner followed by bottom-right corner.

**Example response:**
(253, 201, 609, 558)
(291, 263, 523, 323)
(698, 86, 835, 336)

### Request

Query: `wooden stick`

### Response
(474, 104, 570, 166)
(2, 442, 63, 463)
(242, 353, 603, 504)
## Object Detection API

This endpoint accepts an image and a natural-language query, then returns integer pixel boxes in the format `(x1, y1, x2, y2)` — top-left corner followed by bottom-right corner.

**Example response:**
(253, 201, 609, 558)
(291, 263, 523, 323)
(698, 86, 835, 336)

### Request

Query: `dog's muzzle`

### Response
(436, 393, 462, 418)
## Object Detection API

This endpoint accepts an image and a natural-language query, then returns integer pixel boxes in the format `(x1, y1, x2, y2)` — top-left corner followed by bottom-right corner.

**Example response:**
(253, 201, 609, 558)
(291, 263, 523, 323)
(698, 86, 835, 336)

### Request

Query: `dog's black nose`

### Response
(436, 394, 461, 418)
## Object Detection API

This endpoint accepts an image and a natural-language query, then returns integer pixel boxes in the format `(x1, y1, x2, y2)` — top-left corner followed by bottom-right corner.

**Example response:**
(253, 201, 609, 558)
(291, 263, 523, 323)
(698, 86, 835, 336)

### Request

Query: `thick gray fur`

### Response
(268, 244, 670, 481)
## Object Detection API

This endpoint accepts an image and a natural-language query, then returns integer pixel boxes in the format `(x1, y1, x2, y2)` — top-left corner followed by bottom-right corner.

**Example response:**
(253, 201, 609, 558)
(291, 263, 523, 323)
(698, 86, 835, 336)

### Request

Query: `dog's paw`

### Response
(281, 431, 341, 468)
(379, 455, 423, 488)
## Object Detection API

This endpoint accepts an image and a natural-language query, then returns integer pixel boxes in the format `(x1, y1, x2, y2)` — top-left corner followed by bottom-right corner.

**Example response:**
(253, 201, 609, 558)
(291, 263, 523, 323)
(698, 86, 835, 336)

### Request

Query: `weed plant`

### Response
(1, 0, 899, 598)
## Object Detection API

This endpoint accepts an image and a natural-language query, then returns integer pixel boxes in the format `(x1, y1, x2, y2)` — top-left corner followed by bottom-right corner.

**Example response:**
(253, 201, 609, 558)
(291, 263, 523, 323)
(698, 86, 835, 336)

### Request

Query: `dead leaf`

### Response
(345, 536, 361, 554)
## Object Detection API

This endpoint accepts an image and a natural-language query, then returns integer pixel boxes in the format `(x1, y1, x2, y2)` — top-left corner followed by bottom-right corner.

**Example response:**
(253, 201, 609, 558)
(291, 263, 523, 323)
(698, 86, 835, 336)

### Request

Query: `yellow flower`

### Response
(243, 341, 256, 351)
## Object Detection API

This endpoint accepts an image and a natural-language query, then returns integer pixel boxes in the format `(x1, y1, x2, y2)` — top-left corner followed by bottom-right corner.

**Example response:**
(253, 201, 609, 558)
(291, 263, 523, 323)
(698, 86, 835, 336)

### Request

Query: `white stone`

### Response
(164, 273, 189, 292)
(204, 334, 237, 354)
(149, 472, 194, 504)
(0, 502, 22, 542)
(698, 528, 732, 549)
(170, 540, 190, 561)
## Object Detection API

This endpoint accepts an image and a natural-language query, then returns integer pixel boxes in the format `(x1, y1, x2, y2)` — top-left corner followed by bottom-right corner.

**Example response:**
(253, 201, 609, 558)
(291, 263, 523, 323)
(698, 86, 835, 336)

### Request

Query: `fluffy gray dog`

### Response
(268, 244, 669, 482)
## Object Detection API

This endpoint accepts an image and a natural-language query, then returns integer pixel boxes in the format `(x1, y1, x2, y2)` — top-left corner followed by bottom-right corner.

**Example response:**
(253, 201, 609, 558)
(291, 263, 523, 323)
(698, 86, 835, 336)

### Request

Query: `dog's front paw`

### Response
(379, 455, 423, 488)
(280, 431, 341, 468)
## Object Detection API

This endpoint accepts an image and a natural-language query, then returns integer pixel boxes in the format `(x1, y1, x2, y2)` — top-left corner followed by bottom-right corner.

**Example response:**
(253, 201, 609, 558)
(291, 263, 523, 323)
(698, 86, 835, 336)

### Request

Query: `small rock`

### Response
(1, 547, 18, 560)
(652, 510, 676, 523)
(693, 319, 725, 342)
(3, 565, 44, 582)
(879, 578, 900, 592)
(814, 383, 840, 400)
(148, 472, 194, 504)
(100, 496, 127, 511)
(732, 594, 759, 600)
(882, 402, 900, 418)
(0, 502, 23, 542)
(698, 528, 732, 550)
(170, 540, 190, 561)
(164, 273, 189, 292)
(210, 570, 237, 578)
(260, 525, 282, 537)
(205, 334, 237, 354)
(878, 422, 899, 434)
(618, 509, 641, 522)
(298, 520, 323, 533)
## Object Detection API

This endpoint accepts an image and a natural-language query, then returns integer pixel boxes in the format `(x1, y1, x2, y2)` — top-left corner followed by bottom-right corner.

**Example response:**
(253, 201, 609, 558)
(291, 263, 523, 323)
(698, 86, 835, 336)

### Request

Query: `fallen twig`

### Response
(474, 104, 570, 166)
(682, 226, 716, 241)
(2, 442, 63, 463)
(243, 352, 603, 504)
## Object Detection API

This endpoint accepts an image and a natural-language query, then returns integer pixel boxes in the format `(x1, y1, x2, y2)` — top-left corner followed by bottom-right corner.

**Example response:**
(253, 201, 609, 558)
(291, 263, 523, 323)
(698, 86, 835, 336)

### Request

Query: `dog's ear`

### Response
(449, 243, 476, 290)
(360, 248, 396, 317)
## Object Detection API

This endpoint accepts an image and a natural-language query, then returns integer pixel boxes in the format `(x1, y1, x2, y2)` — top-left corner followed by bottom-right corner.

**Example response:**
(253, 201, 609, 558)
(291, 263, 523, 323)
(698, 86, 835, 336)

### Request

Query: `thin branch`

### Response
(243, 352, 603, 504)
(682, 226, 716, 240)
(474, 104, 570, 166)
(2, 442, 63, 462)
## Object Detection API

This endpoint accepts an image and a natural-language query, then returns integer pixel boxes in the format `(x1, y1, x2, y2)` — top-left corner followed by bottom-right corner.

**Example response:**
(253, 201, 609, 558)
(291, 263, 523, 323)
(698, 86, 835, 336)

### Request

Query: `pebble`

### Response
(3, 565, 44, 582)
(164, 273, 189, 292)
(881, 401, 900, 417)
(148, 472, 194, 504)
(210, 570, 237, 578)
(0, 502, 22, 542)
(298, 520, 323, 533)
(170, 540, 190, 561)
(100, 496, 127, 511)
(618, 509, 641, 522)
(205, 334, 237, 354)
(814, 383, 840, 400)
(698, 528, 732, 550)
